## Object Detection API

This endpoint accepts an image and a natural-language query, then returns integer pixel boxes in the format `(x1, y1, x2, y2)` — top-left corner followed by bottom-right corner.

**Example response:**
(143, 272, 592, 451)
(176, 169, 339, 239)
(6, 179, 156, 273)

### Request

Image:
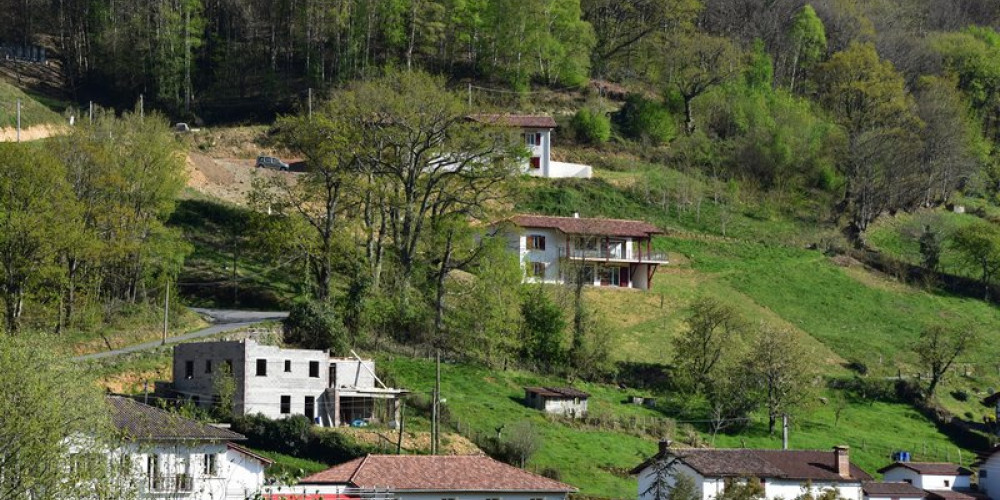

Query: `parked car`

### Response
(255, 155, 289, 171)
(174, 122, 201, 133)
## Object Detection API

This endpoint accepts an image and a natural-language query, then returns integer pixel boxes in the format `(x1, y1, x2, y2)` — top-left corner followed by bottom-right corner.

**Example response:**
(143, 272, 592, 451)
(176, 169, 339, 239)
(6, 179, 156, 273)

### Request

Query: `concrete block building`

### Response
(171, 340, 405, 427)
(524, 386, 589, 418)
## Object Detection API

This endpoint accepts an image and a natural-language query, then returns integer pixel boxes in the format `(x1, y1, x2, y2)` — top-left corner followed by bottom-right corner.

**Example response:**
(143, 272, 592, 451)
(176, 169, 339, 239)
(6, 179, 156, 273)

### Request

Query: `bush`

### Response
(614, 94, 676, 145)
(572, 107, 611, 145)
(540, 467, 562, 480)
(232, 414, 368, 465)
(284, 300, 349, 353)
(953, 390, 970, 402)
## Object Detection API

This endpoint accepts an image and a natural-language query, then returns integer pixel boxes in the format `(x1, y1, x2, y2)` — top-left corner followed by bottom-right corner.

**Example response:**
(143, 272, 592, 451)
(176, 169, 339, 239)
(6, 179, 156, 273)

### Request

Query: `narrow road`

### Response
(73, 308, 288, 362)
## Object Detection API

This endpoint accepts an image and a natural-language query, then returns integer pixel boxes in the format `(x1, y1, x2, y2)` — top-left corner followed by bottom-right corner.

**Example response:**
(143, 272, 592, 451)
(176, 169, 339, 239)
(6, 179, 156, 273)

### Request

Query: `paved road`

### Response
(73, 308, 288, 362)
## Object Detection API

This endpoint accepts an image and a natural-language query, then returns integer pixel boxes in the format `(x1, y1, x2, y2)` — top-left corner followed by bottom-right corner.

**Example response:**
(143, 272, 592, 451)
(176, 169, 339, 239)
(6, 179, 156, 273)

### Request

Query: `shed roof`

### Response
(468, 114, 557, 129)
(508, 214, 663, 238)
(632, 448, 872, 482)
(300, 454, 576, 492)
(108, 396, 245, 442)
(524, 386, 590, 398)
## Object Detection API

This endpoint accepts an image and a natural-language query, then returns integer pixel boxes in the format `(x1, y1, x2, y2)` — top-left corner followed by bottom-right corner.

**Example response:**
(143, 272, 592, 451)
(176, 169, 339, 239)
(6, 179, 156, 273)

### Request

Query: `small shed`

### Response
(524, 386, 589, 418)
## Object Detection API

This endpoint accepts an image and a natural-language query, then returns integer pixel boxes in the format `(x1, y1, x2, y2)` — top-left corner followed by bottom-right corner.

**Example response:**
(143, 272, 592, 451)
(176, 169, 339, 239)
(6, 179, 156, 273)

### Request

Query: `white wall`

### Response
(636, 462, 862, 500)
(517, 228, 566, 284)
(542, 397, 588, 417)
(978, 454, 1000, 497)
(881, 468, 969, 490)
(117, 441, 267, 500)
(547, 161, 592, 179)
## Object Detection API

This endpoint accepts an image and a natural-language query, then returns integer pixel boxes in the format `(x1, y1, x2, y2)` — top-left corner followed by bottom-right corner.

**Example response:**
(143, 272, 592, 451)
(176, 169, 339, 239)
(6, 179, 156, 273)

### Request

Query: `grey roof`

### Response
(108, 396, 245, 442)
(878, 463, 973, 476)
(524, 386, 590, 398)
(632, 448, 872, 482)
(863, 482, 927, 497)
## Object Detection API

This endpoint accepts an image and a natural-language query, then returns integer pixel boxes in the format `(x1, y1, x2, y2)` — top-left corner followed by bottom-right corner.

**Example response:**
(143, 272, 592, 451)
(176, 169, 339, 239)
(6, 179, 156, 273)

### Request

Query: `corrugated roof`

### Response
(524, 387, 590, 398)
(878, 463, 973, 476)
(508, 214, 663, 238)
(863, 482, 927, 497)
(468, 114, 557, 129)
(632, 448, 872, 481)
(300, 454, 576, 492)
(108, 396, 245, 442)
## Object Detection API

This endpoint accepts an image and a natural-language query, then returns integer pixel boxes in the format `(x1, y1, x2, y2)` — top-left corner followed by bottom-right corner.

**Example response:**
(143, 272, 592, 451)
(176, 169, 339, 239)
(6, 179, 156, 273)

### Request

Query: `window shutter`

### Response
(526, 236, 534, 250)
(539, 236, 546, 250)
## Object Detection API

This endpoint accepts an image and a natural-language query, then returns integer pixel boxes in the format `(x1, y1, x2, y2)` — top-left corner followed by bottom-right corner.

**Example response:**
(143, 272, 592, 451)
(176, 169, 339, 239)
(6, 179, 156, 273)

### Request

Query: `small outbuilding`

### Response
(524, 386, 589, 418)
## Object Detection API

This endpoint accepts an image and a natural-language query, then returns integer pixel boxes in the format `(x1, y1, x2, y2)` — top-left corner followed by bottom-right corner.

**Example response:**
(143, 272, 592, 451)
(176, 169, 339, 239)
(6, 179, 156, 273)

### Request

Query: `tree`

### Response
(672, 297, 746, 393)
(716, 477, 765, 500)
(614, 94, 676, 145)
(0, 143, 75, 333)
(520, 285, 568, 369)
(914, 323, 979, 398)
(642, 454, 700, 500)
(787, 5, 827, 93)
(661, 32, 742, 135)
(0, 335, 138, 499)
(951, 221, 1000, 299)
(582, 0, 700, 78)
(283, 300, 350, 353)
(740, 324, 816, 435)
(572, 106, 612, 144)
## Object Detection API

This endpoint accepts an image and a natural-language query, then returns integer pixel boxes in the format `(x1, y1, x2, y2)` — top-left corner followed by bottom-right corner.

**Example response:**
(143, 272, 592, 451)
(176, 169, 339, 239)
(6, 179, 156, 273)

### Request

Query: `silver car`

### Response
(255, 155, 289, 171)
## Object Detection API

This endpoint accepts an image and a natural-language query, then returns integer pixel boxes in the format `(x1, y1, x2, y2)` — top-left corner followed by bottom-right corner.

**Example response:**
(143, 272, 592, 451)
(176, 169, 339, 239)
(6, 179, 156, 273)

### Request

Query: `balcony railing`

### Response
(559, 246, 668, 263)
(149, 474, 194, 493)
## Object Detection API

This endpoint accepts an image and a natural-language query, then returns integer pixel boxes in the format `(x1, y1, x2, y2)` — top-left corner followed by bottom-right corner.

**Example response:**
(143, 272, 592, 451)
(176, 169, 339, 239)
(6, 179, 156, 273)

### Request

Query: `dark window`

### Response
(945, 481, 951, 488)
(527, 235, 545, 250)
(305, 396, 315, 419)
(280, 395, 291, 414)
(205, 360, 212, 374)
(529, 156, 541, 169)
(184, 361, 194, 379)
(531, 262, 545, 277)
(284, 360, 292, 372)
(202, 454, 217, 476)
(309, 361, 320, 378)
(256, 359, 267, 376)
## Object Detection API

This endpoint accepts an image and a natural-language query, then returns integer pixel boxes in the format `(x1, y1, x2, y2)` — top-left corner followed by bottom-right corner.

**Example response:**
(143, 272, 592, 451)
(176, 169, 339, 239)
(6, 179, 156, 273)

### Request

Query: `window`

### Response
(147, 454, 161, 490)
(526, 234, 546, 250)
(305, 396, 316, 420)
(945, 480, 951, 488)
(284, 360, 292, 373)
(256, 359, 267, 376)
(309, 361, 320, 378)
(184, 360, 194, 379)
(205, 360, 212, 374)
(529, 156, 541, 169)
(202, 454, 218, 476)
(280, 395, 291, 414)
(531, 262, 546, 278)
(525, 132, 542, 146)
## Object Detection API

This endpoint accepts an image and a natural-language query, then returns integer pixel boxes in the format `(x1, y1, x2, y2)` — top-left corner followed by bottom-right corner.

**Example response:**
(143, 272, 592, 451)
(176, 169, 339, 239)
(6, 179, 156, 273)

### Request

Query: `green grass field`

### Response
(0, 81, 63, 128)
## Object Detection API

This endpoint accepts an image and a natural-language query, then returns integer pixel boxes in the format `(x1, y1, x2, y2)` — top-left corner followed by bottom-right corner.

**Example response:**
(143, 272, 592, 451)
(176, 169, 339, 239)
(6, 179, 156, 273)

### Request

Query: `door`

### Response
(620, 267, 630, 288)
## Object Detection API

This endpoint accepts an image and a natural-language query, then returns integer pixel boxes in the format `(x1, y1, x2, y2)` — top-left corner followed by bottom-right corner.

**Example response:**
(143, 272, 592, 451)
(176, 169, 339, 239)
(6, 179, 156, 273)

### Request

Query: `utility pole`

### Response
(139, 94, 144, 119)
(467, 83, 472, 107)
(308, 88, 313, 119)
(782, 414, 789, 450)
(162, 281, 170, 345)
(89, 101, 93, 124)
(396, 401, 405, 454)
(433, 350, 441, 454)
(16, 99, 21, 142)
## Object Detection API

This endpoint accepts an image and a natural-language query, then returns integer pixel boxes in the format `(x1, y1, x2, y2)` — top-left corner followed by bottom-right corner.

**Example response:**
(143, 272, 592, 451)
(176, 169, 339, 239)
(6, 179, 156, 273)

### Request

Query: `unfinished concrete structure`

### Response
(171, 340, 405, 427)
(524, 386, 589, 418)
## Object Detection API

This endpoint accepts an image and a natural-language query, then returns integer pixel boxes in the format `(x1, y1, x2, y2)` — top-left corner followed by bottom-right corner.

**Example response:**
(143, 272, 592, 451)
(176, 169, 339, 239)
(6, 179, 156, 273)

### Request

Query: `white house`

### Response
(879, 463, 973, 491)
(469, 114, 592, 178)
(287, 454, 576, 500)
(524, 386, 589, 418)
(862, 481, 927, 500)
(170, 340, 406, 427)
(106, 395, 271, 499)
(632, 442, 871, 500)
(499, 213, 667, 290)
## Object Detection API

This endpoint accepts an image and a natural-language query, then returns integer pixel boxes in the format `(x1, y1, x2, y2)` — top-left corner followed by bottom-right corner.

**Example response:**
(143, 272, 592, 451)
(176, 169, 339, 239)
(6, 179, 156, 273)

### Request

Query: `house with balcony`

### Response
(104, 395, 271, 499)
(170, 340, 406, 427)
(469, 114, 592, 178)
(499, 213, 667, 290)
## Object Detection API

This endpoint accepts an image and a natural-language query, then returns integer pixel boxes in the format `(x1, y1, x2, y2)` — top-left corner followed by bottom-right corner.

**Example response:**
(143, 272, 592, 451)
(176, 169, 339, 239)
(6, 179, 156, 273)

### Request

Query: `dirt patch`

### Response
(184, 151, 297, 205)
(335, 428, 481, 455)
(101, 368, 171, 394)
(830, 255, 863, 268)
(0, 123, 66, 141)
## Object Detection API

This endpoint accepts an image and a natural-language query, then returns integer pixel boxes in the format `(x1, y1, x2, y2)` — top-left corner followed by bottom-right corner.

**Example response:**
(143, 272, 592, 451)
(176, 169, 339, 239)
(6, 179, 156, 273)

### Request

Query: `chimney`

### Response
(834, 445, 851, 479)
(659, 439, 672, 454)
(573, 212, 580, 218)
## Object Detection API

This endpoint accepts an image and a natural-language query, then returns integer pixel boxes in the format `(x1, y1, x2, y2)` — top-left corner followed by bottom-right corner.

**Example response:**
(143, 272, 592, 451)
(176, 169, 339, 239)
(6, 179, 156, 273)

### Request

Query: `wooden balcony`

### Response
(559, 246, 668, 264)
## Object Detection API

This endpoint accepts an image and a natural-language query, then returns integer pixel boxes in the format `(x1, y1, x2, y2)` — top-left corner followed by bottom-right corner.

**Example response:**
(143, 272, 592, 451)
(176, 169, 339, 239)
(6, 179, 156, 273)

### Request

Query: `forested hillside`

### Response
(7, 2, 1000, 498)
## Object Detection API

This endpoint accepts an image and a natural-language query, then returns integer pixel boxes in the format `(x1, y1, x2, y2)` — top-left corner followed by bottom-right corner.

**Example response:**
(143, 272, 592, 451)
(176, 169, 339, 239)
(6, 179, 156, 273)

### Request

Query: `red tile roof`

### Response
(632, 448, 872, 482)
(266, 495, 357, 500)
(469, 114, 557, 129)
(862, 482, 927, 497)
(878, 463, 972, 476)
(524, 386, 590, 398)
(924, 490, 989, 500)
(508, 214, 663, 238)
(300, 454, 576, 492)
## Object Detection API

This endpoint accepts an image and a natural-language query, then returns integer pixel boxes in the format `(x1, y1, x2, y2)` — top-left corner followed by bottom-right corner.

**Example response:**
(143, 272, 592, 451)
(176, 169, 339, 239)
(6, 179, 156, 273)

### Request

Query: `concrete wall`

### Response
(331, 359, 377, 389)
(542, 397, 588, 418)
(881, 468, 969, 490)
(548, 161, 592, 179)
(173, 342, 248, 413)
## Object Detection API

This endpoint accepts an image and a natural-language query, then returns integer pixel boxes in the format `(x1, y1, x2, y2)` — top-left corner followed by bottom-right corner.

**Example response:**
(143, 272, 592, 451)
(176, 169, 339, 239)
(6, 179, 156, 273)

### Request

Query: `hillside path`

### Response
(72, 308, 288, 362)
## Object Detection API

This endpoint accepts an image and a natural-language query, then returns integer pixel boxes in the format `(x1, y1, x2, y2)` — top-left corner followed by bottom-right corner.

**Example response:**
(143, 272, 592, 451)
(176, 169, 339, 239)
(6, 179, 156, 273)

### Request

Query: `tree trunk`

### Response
(683, 95, 695, 135)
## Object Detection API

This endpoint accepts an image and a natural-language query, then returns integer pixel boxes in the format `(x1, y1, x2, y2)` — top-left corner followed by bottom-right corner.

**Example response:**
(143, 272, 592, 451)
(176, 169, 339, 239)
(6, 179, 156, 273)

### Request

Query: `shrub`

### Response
(284, 300, 349, 353)
(540, 467, 562, 480)
(614, 94, 676, 145)
(953, 390, 970, 402)
(572, 107, 611, 144)
(232, 414, 368, 465)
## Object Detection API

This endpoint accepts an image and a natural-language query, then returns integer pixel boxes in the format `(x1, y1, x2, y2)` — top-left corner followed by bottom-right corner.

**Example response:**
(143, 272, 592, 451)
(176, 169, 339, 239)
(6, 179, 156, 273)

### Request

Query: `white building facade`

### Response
(469, 114, 592, 178)
(501, 214, 667, 290)
(879, 463, 972, 491)
(633, 444, 870, 500)
(171, 340, 405, 427)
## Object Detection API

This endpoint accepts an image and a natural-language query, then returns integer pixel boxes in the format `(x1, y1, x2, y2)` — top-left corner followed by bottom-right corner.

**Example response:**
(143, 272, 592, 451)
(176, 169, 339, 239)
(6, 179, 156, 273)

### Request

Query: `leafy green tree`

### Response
(951, 221, 1000, 299)
(0, 143, 76, 333)
(661, 32, 743, 135)
(716, 477, 765, 500)
(0, 335, 137, 499)
(787, 5, 827, 93)
(284, 300, 350, 353)
(583, 0, 701, 78)
(572, 106, 612, 144)
(614, 94, 676, 144)
(930, 27, 1000, 142)
(740, 323, 816, 435)
(914, 323, 979, 398)
(520, 286, 567, 369)
(672, 297, 746, 393)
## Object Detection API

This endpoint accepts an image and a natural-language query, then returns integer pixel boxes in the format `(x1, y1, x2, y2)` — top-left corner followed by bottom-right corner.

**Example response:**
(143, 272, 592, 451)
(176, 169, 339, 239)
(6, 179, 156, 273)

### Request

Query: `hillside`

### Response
(0, 79, 62, 130)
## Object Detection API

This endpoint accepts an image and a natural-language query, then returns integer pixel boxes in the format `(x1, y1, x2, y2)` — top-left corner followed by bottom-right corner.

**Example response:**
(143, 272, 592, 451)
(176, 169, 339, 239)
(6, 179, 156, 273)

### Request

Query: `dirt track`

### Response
(0, 123, 66, 141)
(185, 151, 297, 204)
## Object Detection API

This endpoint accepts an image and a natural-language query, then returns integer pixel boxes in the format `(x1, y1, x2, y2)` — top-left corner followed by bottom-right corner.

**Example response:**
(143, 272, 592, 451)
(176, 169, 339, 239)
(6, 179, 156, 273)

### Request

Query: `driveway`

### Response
(73, 308, 288, 362)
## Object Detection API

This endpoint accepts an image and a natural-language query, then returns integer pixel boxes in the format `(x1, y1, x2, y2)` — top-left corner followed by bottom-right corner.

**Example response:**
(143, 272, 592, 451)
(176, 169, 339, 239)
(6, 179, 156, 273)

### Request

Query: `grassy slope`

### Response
(0, 81, 62, 128)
